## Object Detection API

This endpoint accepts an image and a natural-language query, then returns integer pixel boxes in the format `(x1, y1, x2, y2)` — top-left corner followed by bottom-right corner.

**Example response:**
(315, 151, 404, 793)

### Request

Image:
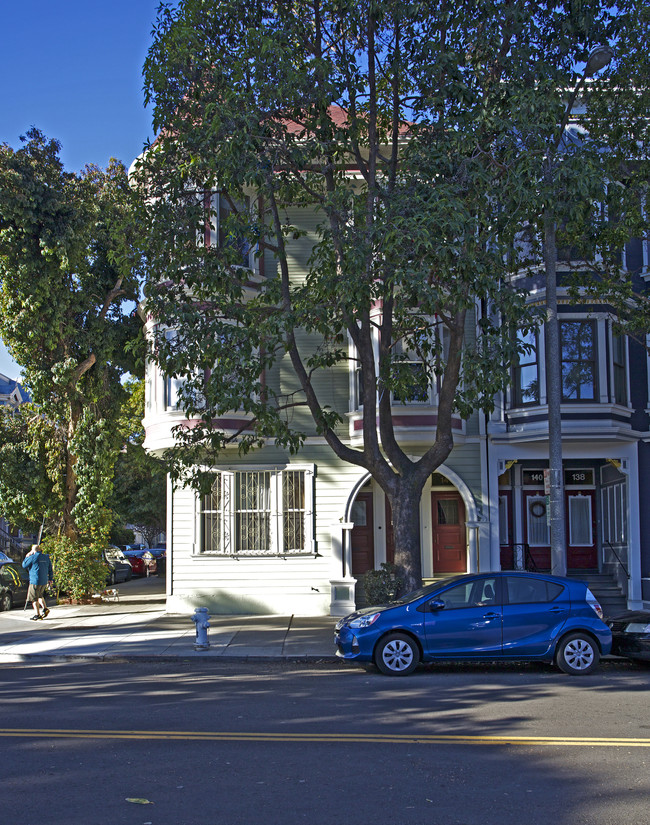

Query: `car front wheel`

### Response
(374, 633, 420, 676)
(556, 633, 599, 675)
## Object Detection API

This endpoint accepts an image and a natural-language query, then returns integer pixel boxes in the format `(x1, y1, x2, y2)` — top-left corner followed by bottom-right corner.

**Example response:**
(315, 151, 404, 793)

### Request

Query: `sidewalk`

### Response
(0, 577, 339, 664)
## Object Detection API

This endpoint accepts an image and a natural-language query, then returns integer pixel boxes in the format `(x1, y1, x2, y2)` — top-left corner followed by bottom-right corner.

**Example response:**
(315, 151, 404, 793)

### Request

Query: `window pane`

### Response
(235, 471, 271, 553)
(283, 470, 305, 552)
(527, 496, 550, 546)
(561, 321, 596, 401)
(437, 500, 459, 525)
(514, 330, 539, 405)
(506, 577, 564, 604)
(393, 362, 430, 404)
(569, 496, 592, 546)
(498, 496, 509, 545)
(202, 474, 227, 554)
(438, 577, 497, 608)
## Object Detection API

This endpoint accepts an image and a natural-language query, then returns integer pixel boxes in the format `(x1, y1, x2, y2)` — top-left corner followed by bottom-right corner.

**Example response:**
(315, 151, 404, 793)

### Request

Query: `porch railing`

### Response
(604, 540, 630, 580)
(501, 542, 538, 572)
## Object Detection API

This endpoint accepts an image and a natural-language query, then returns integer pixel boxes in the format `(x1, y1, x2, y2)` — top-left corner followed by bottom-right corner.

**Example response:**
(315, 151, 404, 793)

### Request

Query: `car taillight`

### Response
(586, 589, 604, 620)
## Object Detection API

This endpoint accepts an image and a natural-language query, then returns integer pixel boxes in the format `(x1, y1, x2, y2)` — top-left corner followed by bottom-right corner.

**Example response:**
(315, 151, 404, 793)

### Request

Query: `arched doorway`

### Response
(350, 491, 374, 576)
(431, 489, 467, 574)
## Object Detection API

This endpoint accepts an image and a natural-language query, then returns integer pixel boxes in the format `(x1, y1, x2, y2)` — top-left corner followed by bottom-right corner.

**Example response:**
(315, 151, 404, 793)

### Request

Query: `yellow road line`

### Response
(0, 729, 648, 747)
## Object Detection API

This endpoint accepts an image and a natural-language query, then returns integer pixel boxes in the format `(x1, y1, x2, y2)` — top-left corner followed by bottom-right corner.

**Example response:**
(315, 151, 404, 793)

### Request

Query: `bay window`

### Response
(560, 320, 596, 401)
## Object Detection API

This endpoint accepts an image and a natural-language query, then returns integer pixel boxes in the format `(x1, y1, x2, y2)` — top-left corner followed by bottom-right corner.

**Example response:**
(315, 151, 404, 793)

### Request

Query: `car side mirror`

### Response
(429, 598, 445, 611)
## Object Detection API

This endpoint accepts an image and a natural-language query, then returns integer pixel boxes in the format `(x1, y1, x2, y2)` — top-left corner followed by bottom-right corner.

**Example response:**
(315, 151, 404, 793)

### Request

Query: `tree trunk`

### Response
(63, 404, 81, 540)
(385, 477, 426, 594)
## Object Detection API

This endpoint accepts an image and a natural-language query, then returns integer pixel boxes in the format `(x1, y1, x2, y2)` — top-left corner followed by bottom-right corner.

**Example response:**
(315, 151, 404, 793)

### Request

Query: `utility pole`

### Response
(544, 46, 614, 577)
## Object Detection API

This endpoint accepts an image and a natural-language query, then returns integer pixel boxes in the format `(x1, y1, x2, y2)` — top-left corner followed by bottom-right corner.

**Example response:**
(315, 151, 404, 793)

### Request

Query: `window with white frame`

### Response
(612, 333, 627, 405)
(162, 329, 183, 411)
(513, 328, 540, 406)
(391, 328, 443, 406)
(561, 320, 597, 401)
(601, 481, 627, 545)
(199, 467, 313, 556)
(568, 495, 593, 546)
(202, 191, 252, 268)
(526, 495, 550, 547)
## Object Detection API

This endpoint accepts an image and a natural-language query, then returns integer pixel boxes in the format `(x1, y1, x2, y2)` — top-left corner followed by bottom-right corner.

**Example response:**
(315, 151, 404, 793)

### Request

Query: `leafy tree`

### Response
(140, 0, 646, 591)
(0, 130, 144, 545)
(110, 379, 167, 548)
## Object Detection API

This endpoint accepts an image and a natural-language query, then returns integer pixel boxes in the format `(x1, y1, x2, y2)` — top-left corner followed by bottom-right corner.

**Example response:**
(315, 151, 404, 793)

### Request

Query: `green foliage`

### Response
(362, 564, 404, 605)
(45, 535, 108, 601)
(140, 0, 649, 589)
(0, 130, 145, 543)
(0, 405, 58, 533)
(110, 379, 167, 546)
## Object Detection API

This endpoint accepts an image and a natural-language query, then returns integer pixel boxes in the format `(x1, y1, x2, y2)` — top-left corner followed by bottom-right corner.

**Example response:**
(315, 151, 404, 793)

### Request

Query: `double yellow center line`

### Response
(0, 729, 649, 747)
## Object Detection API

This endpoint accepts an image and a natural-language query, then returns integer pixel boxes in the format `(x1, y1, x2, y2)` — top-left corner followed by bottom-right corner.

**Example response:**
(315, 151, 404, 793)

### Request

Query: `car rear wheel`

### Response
(374, 633, 420, 676)
(556, 632, 599, 675)
(0, 591, 12, 611)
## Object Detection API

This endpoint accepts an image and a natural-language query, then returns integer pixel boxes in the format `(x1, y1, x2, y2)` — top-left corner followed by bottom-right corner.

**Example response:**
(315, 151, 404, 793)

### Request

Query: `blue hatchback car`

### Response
(335, 571, 612, 676)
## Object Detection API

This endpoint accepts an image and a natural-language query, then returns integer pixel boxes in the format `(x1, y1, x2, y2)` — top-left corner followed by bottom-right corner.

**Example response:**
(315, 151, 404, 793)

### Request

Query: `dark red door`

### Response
(351, 493, 374, 575)
(523, 490, 551, 570)
(431, 492, 467, 573)
(566, 490, 597, 569)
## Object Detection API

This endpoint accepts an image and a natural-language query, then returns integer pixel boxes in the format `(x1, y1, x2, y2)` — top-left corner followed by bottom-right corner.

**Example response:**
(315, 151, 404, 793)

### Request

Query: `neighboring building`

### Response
(0, 373, 27, 410)
(0, 373, 36, 560)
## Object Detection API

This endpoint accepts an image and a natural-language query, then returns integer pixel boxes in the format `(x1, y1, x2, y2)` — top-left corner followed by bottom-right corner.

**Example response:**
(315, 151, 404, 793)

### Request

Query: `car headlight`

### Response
(625, 622, 650, 634)
(349, 613, 381, 629)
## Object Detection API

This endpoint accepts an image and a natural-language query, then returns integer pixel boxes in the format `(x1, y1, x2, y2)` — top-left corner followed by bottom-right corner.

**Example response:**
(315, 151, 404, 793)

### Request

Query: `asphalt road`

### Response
(0, 658, 648, 825)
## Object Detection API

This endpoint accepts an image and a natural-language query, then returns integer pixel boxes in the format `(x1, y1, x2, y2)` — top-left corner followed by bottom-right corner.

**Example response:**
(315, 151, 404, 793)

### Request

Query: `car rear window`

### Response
(506, 577, 564, 604)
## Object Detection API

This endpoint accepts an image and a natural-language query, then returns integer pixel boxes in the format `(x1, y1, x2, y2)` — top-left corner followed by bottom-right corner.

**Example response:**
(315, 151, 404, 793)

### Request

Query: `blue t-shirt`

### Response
(22, 552, 53, 586)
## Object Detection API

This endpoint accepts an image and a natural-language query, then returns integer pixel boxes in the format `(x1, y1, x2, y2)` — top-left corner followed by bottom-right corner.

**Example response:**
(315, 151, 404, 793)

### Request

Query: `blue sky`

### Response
(0, 0, 162, 379)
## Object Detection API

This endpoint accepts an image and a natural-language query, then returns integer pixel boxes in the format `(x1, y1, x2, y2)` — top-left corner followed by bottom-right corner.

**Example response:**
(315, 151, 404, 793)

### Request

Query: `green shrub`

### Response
(362, 563, 404, 604)
(44, 536, 108, 601)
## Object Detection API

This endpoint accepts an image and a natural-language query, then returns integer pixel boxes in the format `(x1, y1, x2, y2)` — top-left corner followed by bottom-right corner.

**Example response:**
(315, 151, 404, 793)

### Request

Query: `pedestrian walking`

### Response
(22, 544, 54, 620)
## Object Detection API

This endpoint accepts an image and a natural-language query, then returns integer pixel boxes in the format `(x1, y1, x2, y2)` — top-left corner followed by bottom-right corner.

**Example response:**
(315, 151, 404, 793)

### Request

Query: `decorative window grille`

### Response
(200, 468, 311, 556)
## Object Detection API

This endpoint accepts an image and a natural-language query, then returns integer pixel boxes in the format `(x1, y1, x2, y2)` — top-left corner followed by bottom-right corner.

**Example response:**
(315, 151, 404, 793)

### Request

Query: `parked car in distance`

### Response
(607, 611, 650, 663)
(103, 547, 133, 585)
(0, 560, 30, 611)
(335, 571, 612, 676)
(122, 548, 156, 578)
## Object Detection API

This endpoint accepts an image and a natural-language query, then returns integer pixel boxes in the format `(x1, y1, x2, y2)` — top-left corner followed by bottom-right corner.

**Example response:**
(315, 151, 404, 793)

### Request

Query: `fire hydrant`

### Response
(191, 607, 211, 650)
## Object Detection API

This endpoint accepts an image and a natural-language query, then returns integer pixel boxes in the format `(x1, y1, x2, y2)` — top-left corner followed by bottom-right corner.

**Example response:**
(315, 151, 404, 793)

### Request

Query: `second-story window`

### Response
(612, 334, 627, 405)
(203, 191, 252, 268)
(561, 320, 596, 401)
(513, 329, 539, 406)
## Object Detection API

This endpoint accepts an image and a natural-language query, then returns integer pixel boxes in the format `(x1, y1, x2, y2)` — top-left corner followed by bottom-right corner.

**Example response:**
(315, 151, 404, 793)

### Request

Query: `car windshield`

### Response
(392, 576, 463, 605)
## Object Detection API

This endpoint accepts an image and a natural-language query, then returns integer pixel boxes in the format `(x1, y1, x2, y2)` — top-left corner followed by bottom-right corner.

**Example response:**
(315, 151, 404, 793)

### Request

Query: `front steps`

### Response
(567, 571, 628, 618)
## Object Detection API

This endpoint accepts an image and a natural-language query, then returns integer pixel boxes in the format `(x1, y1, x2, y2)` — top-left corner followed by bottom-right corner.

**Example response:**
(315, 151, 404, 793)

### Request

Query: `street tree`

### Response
(111, 379, 167, 548)
(140, 0, 644, 591)
(0, 130, 144, 547)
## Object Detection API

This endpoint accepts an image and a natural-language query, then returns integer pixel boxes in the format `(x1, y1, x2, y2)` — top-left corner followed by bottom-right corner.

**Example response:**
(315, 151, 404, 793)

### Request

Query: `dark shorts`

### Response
(27, 584, 46, 602)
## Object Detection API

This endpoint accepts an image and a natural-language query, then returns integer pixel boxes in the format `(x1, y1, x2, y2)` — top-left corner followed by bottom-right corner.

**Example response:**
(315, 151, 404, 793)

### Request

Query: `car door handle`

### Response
(483, 612, 502, 620)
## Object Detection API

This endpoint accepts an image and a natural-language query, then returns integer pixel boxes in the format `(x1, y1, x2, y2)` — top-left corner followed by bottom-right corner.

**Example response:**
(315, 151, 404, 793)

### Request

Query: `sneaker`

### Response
(42, 608, 50, 619)
(30, 614, 42, 621)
